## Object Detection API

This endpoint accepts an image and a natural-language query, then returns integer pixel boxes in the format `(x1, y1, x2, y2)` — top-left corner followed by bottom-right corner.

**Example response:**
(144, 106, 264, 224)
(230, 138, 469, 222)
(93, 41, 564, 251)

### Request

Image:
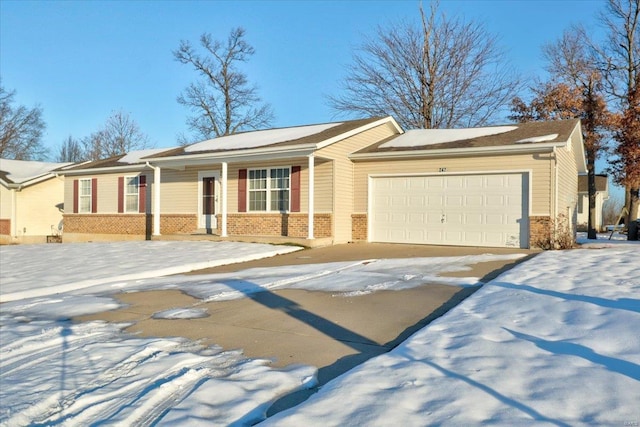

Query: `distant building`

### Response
(0, 159, 71, 244)
(577, 174, 609, 232)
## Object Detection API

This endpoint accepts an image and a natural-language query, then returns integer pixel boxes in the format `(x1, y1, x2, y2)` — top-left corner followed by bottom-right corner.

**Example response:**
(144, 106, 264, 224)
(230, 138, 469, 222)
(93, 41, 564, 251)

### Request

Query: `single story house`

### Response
(577, 174, 609, 231)
(59, 116, 586, 249)
(0, 159, 70, 244)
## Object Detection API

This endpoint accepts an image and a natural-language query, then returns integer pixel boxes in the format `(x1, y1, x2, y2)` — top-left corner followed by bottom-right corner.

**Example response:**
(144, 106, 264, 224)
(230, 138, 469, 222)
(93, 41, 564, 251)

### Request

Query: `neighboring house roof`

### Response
(350, 119, 586, 174)
(0, 159, 71, 188)
(59, 148, 179, 174)
(578, 174, 608, 193)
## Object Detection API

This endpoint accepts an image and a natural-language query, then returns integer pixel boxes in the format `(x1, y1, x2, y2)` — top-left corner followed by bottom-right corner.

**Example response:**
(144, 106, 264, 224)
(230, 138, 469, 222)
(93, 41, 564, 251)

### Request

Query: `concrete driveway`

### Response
(75, 243, 536, 415)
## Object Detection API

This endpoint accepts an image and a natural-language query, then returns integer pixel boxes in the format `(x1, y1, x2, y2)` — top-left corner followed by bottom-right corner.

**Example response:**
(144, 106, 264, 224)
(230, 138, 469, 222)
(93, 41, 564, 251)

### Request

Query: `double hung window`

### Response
(248, 167, 290, 212)
(125, 176, 139, 213)
(79, 179, 92, 213)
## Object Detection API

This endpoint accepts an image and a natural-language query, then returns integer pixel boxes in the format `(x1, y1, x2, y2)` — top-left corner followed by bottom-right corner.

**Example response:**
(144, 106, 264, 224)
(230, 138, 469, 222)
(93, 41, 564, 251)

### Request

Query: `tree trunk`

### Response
(587, 155, 597, 239)
(627, 187, 639, 241)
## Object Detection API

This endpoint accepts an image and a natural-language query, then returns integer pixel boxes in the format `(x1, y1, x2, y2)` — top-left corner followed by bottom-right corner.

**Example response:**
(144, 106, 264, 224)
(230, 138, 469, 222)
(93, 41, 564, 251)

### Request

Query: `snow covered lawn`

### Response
(263, 241, 640, 426)
(1, 239, 638, 426)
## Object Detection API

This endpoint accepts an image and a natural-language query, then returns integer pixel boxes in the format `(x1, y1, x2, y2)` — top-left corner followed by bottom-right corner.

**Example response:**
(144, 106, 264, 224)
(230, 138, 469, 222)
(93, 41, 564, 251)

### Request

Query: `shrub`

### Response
(534, 214, 575, 250)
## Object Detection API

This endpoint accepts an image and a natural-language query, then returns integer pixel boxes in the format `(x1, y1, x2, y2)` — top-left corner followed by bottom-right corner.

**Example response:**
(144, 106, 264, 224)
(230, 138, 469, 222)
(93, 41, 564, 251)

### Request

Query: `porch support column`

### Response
(307, 154, 315, 240)
(152, 165, 161, 236)
(221, 161, 228, 237)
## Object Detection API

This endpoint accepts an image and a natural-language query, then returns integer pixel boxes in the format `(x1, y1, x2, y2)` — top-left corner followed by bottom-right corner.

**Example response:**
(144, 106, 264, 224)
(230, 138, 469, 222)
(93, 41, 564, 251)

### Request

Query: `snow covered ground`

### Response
(263, 236, 640, 426)
(0, 238, 638, 425)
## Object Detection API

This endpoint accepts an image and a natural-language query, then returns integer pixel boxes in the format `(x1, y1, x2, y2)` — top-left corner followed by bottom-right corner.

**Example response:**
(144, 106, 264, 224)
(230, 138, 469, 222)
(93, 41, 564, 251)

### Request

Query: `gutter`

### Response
(349, 141, 566, 160)
(58, 164, 151, 176)
(146, 143, 318, 165)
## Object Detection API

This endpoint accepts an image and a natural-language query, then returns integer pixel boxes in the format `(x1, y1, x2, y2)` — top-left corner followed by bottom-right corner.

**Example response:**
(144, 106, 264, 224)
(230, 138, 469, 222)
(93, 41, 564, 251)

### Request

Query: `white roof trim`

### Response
(57, 164, 150, 176)
(569, 122, 587, 173)
(349, 141, 568, 160)
(146, 143, 318, 164)
(1, 173, 59, 189)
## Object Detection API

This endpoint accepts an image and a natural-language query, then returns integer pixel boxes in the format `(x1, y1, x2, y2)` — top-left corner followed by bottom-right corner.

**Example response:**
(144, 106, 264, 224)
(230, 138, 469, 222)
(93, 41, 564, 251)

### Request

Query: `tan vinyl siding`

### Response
(313, 160, 333, 212)
(555, 142, 579, 225)
(96, 173, 119, 213)
(0, 185, 11, 219)
(14, 177, 65, 237)
(353, 152, 554, 215)
(160, 168, 199, 213)
(317, 121, 401, 242)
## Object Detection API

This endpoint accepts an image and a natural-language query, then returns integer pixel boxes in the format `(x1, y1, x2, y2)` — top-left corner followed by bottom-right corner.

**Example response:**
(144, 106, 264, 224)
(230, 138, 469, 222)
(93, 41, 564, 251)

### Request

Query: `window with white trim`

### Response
(79, 178, 92, 213)
(248, 167, 290, 212)
(125, 176, 139, 213)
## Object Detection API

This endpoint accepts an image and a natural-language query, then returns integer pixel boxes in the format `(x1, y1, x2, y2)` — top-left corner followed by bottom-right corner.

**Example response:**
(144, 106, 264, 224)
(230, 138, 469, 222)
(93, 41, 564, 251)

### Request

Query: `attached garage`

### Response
(351, 119, 586, 249)
(369, 173, 529, 248)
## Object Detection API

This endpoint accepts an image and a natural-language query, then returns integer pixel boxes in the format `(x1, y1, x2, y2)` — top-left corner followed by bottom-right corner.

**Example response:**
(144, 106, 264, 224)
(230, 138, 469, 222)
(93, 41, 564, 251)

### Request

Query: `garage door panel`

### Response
(464, 231, 483, 244)
(464, 213, 483, 226)
(407, 213, 425, 223)
(370, 173, 528, 248)
(446, 176, 464, 189)
(445, 195, 464, 208)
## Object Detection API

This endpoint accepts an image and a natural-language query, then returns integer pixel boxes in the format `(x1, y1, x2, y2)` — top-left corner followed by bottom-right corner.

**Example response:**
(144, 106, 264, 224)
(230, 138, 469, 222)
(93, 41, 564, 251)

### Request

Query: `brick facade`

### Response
(63, 214, 197, 236)
(0, 219, 10, 235)
(351, 214, 367, 241)
(224, 213, 332, 238)
(63, 213, 330, 239)
(160, 214, 198, 234)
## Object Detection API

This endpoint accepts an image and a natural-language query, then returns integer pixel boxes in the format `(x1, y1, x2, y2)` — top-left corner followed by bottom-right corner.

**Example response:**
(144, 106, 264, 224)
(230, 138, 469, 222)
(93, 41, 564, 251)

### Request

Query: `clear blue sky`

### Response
(1, 1, 611, 169)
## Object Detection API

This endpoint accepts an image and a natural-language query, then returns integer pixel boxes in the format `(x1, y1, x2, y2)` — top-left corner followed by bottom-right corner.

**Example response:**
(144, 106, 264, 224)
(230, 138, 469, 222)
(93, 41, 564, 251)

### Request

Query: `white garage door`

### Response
(370, 173, 528, 248)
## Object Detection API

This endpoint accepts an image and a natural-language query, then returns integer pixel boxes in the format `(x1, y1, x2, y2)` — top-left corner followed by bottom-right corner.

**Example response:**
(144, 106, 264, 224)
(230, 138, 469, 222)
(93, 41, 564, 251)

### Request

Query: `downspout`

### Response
(10, 187, 19, 238)
(145, 162, 161, 236)
(553, 147, 559, 233)
(221, 162, 228, 237)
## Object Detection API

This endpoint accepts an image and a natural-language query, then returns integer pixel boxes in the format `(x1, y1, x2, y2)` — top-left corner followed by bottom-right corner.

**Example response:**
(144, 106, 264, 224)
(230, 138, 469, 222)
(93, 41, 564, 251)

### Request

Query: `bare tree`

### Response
(597, 0, 640, 229)
(82, 110, 151, 161)
(528, 28, 612, 240)
(56, 135, 84, 163)
(0, 83, 47, 160)
(609, 79, 640, 237)
(329, 2, 521, 130)
(173, 28, 274, 140)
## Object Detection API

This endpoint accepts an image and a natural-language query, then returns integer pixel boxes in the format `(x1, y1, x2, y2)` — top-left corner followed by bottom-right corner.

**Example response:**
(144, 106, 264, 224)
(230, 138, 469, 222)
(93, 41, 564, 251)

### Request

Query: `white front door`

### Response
(199, 171, 220, 231)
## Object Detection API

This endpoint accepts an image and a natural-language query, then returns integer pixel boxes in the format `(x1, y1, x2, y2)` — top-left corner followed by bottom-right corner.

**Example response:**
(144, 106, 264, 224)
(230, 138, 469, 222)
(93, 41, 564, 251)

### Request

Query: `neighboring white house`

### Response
(0, 159, 71, 244)
(577, 174, 609, 232)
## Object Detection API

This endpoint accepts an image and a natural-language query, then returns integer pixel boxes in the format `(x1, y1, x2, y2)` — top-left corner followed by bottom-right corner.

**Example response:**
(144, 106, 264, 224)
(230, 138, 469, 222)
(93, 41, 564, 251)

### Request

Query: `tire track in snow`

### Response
(0, 322, 116, 377)
(18, 341, 242, 426)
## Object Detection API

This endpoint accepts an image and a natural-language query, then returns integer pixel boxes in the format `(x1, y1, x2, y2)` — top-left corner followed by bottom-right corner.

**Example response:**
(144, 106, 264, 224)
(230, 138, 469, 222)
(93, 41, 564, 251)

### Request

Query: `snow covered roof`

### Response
(354, 119, 581, 156)
(119, 148, 179, 164)
(0, 159, 70, 187)
(148, 117, 390, 159)
(185, 122, 343, 153)
(60, 147, 179, 173)
(380, 126, 517, 149)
